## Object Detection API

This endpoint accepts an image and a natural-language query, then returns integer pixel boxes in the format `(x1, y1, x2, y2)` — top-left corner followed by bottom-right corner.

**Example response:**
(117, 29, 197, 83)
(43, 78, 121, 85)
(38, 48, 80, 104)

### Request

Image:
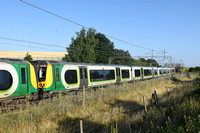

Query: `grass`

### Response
(0, 73, 199, 133)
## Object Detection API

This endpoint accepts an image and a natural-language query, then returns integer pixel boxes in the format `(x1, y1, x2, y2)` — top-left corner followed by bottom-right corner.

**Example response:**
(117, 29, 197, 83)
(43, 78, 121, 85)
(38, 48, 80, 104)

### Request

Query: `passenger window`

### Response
(21, 68, 26, 84)
(135, 69, 141, 77)
(65, 70, 78, 84)
(122, 69, 130, 79)
(0, 70, 13, 91)
(90, 70, 115, 82)
(144, 69, 152, 76)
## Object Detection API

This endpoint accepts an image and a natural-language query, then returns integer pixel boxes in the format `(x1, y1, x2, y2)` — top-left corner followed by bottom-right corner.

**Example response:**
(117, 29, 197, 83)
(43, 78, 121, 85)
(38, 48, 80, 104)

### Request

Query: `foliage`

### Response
(139, 58, 159, 66)
(24, 52, 33, 62)
(146, 59, 159, 67)
(111, 49, 135, 65)
(95, 33, 114, 64)
(66, 28, 98, 63)
(65, 28, 160, 66)
(189, 67, 200, 73)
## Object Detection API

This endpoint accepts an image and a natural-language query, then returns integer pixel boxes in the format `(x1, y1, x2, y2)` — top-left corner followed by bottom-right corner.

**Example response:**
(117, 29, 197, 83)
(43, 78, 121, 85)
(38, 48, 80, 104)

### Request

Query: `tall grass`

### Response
(0, 74, 198, 132)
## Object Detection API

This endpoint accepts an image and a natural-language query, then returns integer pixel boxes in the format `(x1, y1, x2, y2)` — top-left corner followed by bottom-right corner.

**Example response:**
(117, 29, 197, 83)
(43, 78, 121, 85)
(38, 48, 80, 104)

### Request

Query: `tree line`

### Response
(64, 28, 159, 66)
(24, 28, 159, 66)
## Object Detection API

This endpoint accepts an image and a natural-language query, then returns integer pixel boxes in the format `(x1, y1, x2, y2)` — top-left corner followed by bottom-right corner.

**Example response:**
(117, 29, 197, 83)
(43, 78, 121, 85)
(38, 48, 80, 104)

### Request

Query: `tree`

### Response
(146, 59, 159, 67)
(139, 58, 146, 62)
(94, 33, 114, 64)
(66, 28, 98, 63)
(111, 49, 135, 65)
(24, 52, 33, 62)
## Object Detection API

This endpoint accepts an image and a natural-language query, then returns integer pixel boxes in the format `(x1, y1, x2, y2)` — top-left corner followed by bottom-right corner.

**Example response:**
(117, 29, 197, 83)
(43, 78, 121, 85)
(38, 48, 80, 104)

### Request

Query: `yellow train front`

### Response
(31, 60, 53, 99)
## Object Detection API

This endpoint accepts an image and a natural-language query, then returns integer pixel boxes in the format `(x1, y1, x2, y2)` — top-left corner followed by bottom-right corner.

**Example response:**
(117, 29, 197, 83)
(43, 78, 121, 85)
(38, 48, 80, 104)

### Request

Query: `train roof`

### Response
(32, 60, 162, 68)
(46, 60, 131, 67)
(0, 58, 28, 64)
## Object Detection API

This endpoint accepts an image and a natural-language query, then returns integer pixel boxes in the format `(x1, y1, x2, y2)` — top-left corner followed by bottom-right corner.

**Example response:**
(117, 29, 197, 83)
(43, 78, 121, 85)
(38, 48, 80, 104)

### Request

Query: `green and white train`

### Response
(0, 59, 175, 103)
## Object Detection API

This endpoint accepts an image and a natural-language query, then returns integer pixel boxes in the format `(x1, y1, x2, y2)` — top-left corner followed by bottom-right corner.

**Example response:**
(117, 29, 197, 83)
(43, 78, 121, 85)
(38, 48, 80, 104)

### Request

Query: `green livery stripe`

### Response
(144, 75, 153, 77)
(122, 78, 131, 80)
(91, 79, 115, 83)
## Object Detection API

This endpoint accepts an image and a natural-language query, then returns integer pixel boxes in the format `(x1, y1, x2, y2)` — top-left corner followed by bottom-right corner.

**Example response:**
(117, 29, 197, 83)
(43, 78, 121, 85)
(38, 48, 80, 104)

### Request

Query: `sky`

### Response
(0, 0, 199, 67)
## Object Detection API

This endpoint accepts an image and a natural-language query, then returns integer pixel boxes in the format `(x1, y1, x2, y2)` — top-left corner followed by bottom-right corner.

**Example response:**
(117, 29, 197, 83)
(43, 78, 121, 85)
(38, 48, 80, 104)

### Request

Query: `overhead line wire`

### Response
(0, 36, 66, 48)
(0, 42, 65, 52)
(20, 0, 152, 51)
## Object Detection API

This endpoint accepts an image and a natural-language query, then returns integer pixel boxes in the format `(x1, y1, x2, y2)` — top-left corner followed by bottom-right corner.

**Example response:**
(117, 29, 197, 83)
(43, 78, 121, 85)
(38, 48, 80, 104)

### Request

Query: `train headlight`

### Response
(39, 83, 42, 87)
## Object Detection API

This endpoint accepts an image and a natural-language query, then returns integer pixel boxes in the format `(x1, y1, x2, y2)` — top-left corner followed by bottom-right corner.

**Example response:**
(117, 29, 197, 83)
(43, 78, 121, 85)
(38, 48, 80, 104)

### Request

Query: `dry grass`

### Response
(0, 74, 198, 133)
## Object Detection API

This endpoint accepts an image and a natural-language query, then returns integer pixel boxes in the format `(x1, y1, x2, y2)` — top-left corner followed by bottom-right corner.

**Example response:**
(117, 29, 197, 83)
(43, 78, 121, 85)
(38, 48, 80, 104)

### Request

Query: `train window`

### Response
(80, 68, 88, 79)
(90, 70, 104, 81)
(116, 68, 120, 76)
(104, 70, 115, 80)
(65, 70, 77, 84)
(135, 69, 141, 77)
(90, 70, 115, 82)
(154, 69, 158, 75)
(159, 70, 162, 75)
(84, 68, 88, 79)
(39, 67, 46, 81)
(122, 69, 130, 79)
(21, 68, 26, 84)
(144, 69, 152, 76)
(163, 69, 167, 74)
(56, 68, 59, 81)
(0, 70, 13, 91)
(80, 68, 83, 79)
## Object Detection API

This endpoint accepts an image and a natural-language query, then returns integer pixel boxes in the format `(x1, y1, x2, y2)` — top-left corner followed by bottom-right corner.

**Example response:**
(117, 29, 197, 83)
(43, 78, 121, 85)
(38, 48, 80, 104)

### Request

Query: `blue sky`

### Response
(0, 0, 199, 67)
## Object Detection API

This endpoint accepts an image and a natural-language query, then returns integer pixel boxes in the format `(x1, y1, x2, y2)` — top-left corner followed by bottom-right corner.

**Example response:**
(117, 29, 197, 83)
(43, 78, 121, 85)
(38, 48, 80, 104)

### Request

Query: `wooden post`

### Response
(83, 85, 85, 107)
(143, 96, 147, 113)
(166, 86, 170, 97)
(154, 90, 159, 107)
(80, 120, 83, 133)
(30, 113, 32, 123)
(62, 104, 64, 114)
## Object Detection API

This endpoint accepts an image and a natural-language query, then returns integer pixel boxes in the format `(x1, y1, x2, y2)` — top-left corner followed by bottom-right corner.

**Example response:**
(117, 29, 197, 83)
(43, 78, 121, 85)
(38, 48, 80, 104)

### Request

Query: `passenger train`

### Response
(0, 58, 175, 103)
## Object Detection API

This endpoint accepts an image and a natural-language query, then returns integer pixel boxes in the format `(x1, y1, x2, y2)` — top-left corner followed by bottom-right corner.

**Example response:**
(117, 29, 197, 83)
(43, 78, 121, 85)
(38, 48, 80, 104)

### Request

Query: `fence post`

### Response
(166, 86, 170, 96)
(80, 120, 83, 133)
(62, 104, 65, 114)
(30, 113, 32, 123)
(143, 96, 147, 113)
(83, 85, 85, 107)
(154, 90, 159, 107)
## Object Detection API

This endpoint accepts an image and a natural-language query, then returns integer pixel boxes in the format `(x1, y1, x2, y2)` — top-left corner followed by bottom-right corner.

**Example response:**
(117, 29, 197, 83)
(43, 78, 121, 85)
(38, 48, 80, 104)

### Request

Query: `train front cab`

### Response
(30, 61, 53, 99)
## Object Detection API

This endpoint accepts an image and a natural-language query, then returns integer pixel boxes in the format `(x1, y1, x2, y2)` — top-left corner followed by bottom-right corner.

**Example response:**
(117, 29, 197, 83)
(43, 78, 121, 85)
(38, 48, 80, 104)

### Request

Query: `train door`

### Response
(116, 67, 121, 83)
(55, 66, 61, 90)
(79, 66, 88, 88)
(20, 65, 28, 94)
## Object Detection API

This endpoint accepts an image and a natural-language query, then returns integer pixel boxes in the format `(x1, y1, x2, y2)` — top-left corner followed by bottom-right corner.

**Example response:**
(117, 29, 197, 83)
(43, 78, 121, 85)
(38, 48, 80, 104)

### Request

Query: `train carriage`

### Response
(0, 59, 37, 101)
(142, 66, 153, 79)
(131, 66, 143, 80)
(152, 67, 159, 77)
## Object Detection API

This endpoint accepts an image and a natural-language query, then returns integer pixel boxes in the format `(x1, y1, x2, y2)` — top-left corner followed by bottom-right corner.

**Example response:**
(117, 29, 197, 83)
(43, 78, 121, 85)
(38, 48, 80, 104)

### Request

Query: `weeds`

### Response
(0, 74, 199, 132)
